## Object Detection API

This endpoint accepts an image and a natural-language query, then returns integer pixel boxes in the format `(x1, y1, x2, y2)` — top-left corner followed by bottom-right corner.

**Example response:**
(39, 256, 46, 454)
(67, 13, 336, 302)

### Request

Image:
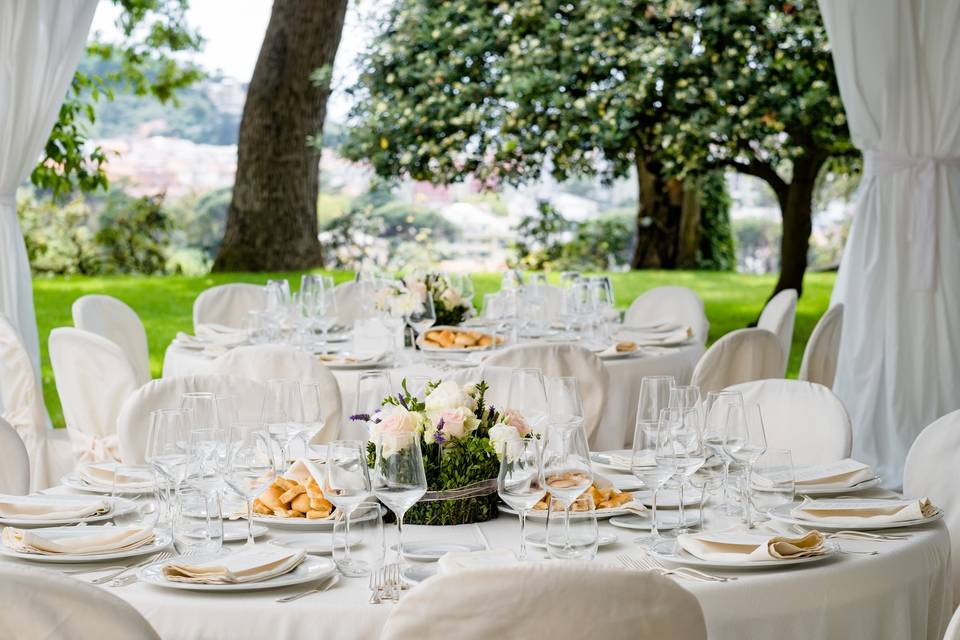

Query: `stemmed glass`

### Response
(224, 421, 278, 546)
(703, 390, 744, 512)
(541, 422, 593, 559)
(288, 382, 326, 459)
(508, 369, 549, 435)
(546, 377, 584, 426)
(723, 404, 767, 528)
(501, 269, 524, 290)
(659, 407, 705, 535)
(405, 295, 436, 354)
(145, 408, 191, 531)
(669, 385, 701, 412)
(372, 432, 427, 563)
(630, 418, 674, 548)
(636, 376, 675, 423)
(180, 392, 219, 433)
(262, 379, 304, 466)
(497, 438, 545, 561)
(325, 440, 374, 575)
(355, 371, 391, 434)
(313, 288, 339, 354)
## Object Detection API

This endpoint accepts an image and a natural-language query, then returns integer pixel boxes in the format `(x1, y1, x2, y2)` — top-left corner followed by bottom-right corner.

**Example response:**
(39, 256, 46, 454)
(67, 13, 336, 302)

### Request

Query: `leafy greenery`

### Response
(512, 201, 632, 271)
(94, 192, 172, 275)
(697, 173, 736, 271)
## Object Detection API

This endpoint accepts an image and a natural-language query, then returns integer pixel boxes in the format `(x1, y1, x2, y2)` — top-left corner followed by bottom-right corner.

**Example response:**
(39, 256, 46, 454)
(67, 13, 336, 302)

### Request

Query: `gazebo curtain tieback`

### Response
(863, 150, 960, 291)
(69, 430, 121, 464)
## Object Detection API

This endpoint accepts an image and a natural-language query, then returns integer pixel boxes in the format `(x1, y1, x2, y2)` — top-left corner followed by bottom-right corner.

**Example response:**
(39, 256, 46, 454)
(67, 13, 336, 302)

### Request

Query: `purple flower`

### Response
(350, 413, 371, 422)
(433, 418, 447, 444)
(398, 394, 408, 410)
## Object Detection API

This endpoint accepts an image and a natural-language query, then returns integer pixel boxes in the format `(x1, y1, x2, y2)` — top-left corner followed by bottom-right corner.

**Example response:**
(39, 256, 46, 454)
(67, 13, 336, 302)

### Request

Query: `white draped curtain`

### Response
(819, 0, 960, 486)
(0, 0, 98, 383)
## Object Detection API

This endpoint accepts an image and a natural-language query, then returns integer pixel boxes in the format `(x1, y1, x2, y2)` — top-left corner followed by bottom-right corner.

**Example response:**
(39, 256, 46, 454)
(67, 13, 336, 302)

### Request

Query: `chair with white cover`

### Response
(72, 294, 151, 386)
(798, 304, 844, 389)
(0, 564, 161, 640)
(381, 563, 706, 640)
(757, 289, 797, 377)
(208, 345, 342, 443)
(724, 379, 852, 467)
(623, 286, 709, 344)
(690, 328, 783, 395)
(0, 417, 29, 495)
(333, 280, 369, 327)
(117, 374, 269, 464)
(0, 314, 73, 490)
(944, 604, 960, 640)
(49, 328, 139, 464)
(482, 343, 608, 442)
(904, 409, 960, 606)
(192, 283, 267, 332)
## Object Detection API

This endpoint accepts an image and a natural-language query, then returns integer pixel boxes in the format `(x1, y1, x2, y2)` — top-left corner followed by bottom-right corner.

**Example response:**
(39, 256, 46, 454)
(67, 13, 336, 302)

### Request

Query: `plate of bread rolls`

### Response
(417, 326, 504, 352)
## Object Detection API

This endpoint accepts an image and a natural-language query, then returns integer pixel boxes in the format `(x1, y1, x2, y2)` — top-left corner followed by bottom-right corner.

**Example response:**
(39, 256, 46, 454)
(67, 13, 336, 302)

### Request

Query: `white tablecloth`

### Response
(162, 341, 703, 450)
(6, 485, 952, 640)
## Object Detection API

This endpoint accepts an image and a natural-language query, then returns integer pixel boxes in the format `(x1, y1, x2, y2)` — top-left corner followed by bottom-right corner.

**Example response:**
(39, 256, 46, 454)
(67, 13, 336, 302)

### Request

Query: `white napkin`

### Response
(317, 351, 386, 366)
(677, 529, 826, 562)
(2, 526, 155, 555)
(0, 495, 110, 520)
(78, 462, 154, 490)
(603, 450, 654, 469)
(791, 459, 876, 488)
(615, 325, 693, 346)
(437, 549, 519, 575)
(284, 459, 325, 486)
(162, 546, 306, 584)
(790, 497, 937, 524)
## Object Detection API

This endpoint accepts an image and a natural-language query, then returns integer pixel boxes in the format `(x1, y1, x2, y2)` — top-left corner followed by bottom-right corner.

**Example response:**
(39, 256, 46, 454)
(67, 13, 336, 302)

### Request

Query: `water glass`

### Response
(112, 465, 160, 529)
(545, 494, 599, 560)
(333, 501, 385, 577)
(751, 448, 795, 524)
(669, 385, 701, 412)
(173, 487, 223, 556)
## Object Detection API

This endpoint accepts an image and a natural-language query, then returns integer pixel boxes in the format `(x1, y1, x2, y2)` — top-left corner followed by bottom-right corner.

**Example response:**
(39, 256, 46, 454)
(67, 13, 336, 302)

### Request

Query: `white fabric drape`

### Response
(819, 0, 960, 486)
(0, 0, 98, 381)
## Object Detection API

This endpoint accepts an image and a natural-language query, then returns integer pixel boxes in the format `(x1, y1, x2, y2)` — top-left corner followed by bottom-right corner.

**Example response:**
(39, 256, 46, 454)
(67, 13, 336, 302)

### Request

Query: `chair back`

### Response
(117, 374, 269, 464)
(333, 281, 370, 327)
(623, 286, 709, 344)
(381, 563, 707, 640)
(725, 379, 852, 467)
(192, 283, 267, 331)
(0, 417, 29, 495)
(798, 304, 844, 388)
(757, 289, 798, 376)
(72, 294, 150, 385)
(690, 328, 782, 395)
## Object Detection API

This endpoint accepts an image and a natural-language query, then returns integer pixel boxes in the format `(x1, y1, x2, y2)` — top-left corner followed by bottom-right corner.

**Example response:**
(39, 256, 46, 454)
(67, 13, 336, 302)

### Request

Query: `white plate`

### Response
(60, 472, 154, 496)
(781, 477, 883, 496)
(222, 522, 268, 543)
(649, 542, 839, 570)
(138, 554, 336, 592)
(597, 349, 644, 361)
(391, 541, 486, 561)
(498, 503, 641, 521)
(402, 562, 438, 584)
(316, 355, 391, 370)
(634, 490, 703, 509)
(524, 531, 618, 549)
(768, 501, 945, 531)
(269, 533, 337, 555)
(0, 528, 171, 564)
(0, 497, 138, 528)
(416, 325, 498, 352)
(252, 507, 378, 531)
(608, 513, 680, 532)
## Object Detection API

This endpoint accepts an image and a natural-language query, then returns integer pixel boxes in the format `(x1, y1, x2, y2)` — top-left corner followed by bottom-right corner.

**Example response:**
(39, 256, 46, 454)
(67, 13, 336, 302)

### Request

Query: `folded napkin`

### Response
(78, 462, 154, 490)
(604, 450, 655, 469)
(0, 495, 110, 520)
(2, 526, 155, 555)
(317, 351, 386, 366)
(437, 549, 519, 575)
(677, 529, 826, 562)
(790, 497, 937, 524)
(175, 325, 247, 348)
(615, 326, 693, 347)
(794, 459, 875, 488)
(162, 546, 306, 584)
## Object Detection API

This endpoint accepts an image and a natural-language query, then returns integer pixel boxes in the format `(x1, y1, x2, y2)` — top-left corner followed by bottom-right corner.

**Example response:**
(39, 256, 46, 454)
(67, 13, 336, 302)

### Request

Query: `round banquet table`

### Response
(161, 339, 704, 450)
(11, 483, 952, 640)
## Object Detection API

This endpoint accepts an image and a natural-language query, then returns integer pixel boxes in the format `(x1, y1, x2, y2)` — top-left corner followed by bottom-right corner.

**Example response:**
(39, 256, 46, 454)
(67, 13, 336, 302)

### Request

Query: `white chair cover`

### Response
(0, 564, 160, 640)
(334, 281, 369, 327)
(381, 563, 707, 640)
(117, 375, 269, 464)
(49, 328, 139, 464)
(757, 289, 797, 377)
(690, 328, 783, 395)
(0, 416, 29, 495)
(944, 605, 960, 640)
(725, 379, 852, 467)
(482, 343, 608, 440)
(623, 286, 709, 344)
(72, 294, 151, 385)
(799, 304, 844, 389)
(208, 345, 343, 443)
(903, 409, 960, 605)
(192, 283, 267, 331)
(0, 314, 73, 490)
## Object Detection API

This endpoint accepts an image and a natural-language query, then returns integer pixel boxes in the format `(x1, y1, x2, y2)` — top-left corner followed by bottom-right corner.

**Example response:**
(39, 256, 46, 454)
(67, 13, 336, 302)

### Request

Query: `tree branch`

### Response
(722, 158, 788, 196)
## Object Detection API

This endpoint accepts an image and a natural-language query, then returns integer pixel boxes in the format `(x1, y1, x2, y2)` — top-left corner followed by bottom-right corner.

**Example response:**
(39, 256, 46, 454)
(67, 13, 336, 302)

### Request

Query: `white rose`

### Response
(489, 424, 523, 461)
(439, 287, 462, 308)
(425, 380, 476, 413)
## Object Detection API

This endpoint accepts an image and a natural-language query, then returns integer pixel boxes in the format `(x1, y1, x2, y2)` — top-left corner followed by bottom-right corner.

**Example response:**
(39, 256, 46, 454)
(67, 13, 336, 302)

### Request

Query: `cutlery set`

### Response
(617, 553, 733, 583)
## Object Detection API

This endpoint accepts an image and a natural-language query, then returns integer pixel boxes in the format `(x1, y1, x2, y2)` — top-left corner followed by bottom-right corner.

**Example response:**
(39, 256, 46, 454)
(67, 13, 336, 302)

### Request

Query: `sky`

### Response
(90, 0, 376, 120)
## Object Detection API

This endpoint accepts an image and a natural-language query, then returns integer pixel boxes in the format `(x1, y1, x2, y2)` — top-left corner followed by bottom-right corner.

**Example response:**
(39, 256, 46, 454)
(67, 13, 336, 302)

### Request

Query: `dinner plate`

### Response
(768, 502, 945, 531)
(777, 476, 883, 496)
(221, 521, 268, 543)
(252, 507, 378, 531)
(0, 529, 172, 564)
(402, 562, 438, 584)
(524, 531, 618, 549)
(60, 472, 155, 496)
(269, 533, 339, 555)
(608, 513, 680, 532)
(316, 354, 392, 370)
(498, 503, 641, 521)
(634, 490, 704, 509)
(138, 554, 336, 592)
(0, 497, 138, 528)
(649, 542, 839, 570)
(390, 541, 486, 561)
(596, 349, 644, 361)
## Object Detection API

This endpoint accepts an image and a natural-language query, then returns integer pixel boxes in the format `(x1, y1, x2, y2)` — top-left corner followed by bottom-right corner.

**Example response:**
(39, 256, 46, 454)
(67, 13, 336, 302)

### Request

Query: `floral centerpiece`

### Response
(404, 272, 475, 326)
(356, 378, 532, 525)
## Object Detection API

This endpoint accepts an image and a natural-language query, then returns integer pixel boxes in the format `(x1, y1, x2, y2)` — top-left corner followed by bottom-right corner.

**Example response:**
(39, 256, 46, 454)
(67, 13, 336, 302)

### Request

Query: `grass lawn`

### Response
(33, 270, 835, 426)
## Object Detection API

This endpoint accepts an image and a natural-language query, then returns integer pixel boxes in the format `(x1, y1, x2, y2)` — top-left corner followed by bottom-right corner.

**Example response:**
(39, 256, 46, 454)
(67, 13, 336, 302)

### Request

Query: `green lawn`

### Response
(33, 270, 835, 426)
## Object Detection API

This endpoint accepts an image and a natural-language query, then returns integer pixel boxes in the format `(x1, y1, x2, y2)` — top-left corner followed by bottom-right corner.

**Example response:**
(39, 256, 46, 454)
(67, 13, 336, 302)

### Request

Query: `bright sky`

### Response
(90, 0, 376, 120)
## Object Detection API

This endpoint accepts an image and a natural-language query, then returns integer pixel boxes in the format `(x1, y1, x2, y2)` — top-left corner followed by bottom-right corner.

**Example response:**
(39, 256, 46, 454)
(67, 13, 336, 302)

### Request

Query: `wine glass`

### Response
(497, 438, 545, 561)
(287, 382, 326, 460)
(660, 407, 705, 534)
(224, 421, 278, 546)
(333, 502, 384, 578)
(145, 408, 190, 530)
(723, 403, 767, 528)
(669, 385, 702, 412)
(187, 427, 226, 493)
(703, 390, 744, 512)
(630, 418, 673, 547)
(112, 465, 159, 529)
(372, 432, 427, 563)
(546, 376, 584, 426)
(501, 269, 524, 290)
(545, 493, 599, 561)
(406, 294, 435, 336)
(635, 375, 675, 440)
(541, 422, 593, 558)
(262, 379, 303, 466)
(326, 440, 374, 576)
(355, 371, 391, 434)
(508, 369, 548, 434)
(314, 288, 339, 354)
(180, 392, 218, 433)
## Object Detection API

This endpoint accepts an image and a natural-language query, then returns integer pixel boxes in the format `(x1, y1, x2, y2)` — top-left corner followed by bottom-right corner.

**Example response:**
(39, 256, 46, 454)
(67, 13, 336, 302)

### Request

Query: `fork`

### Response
(617, 553, 731, 583)
(784, 524, 908, 542)
(276, 574, 340, 603)
(383, 563, 404, 601)
(61, 565, 126, 575)
(92, 551, 173, 585)
(369, 567, 386, 604)
(637, 552, 735, 582)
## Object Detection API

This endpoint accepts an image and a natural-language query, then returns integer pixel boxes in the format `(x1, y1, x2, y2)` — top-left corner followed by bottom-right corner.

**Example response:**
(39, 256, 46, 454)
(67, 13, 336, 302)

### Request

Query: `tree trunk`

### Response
(676, 178, 701, 268)
(630, 153, 692, 269)
(213, 0, 348, 272)
(771, 155, 825, 298)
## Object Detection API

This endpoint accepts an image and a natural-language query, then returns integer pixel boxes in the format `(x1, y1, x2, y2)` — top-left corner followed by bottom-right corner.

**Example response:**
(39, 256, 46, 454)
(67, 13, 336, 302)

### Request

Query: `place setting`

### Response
(0, 493, 138, 528)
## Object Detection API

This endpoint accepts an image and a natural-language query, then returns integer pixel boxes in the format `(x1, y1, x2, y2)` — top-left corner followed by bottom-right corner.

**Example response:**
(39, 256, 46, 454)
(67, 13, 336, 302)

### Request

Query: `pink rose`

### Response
(501, 408, 532, 436)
